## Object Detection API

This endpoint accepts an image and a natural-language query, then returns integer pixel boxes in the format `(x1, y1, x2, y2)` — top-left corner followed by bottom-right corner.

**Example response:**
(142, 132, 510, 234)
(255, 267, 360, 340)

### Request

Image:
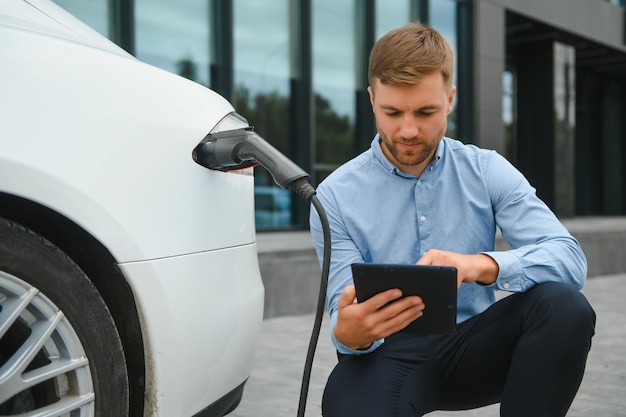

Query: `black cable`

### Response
(296, 194, 331, 417)
(192, 133, 328, 416)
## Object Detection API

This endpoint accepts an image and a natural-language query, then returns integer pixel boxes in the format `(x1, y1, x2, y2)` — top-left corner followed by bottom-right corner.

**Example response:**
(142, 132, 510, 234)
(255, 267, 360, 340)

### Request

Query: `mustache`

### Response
(397, 138, 421, 144)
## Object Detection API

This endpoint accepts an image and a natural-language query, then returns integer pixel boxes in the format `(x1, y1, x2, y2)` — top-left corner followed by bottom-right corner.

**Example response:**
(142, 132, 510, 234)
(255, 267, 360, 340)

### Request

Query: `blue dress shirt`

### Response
(309, 136, 587, 355)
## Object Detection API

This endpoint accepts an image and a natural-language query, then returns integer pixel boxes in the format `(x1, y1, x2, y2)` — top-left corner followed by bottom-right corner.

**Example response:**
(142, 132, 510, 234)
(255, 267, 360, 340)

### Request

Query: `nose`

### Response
(399, 114, 418, 139)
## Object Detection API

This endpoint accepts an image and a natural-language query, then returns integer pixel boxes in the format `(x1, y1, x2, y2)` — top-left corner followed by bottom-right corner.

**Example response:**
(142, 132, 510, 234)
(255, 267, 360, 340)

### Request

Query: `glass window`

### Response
(135, 0, 210, 86)
(553, 42, 576, 217)
(503, 68, 517, 163)
(553, 43, 576, 131)
(429, 0, 458, 139)
(52, 0, 109, 37)
(376, 0, 410, 39)
(313, 0, 356, 183)
(233, 0, 291, 229)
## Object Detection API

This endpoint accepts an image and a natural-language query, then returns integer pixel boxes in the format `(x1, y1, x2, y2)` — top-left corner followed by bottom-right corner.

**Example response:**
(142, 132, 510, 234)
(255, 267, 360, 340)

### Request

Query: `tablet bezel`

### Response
(351, 263, 458, 334)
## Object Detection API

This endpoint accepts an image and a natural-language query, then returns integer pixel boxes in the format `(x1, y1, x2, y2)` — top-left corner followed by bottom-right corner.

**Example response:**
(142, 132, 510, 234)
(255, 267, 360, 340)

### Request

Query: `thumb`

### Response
(338, 284, 357, 309)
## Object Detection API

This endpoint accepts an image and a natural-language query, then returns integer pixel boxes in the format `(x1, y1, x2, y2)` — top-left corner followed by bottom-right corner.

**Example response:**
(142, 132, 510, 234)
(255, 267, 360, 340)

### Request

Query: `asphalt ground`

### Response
(231, 274, 626, 417)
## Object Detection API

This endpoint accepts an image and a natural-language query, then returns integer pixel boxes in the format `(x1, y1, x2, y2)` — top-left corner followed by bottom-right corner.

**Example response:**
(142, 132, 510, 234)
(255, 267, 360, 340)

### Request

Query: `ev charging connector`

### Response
(192, 126, 331, 417)
(192, 127, 316, 202)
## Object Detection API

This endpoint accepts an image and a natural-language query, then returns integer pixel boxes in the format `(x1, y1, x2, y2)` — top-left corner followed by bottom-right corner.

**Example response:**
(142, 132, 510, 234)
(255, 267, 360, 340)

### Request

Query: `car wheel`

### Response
(0, 218, 129, 415)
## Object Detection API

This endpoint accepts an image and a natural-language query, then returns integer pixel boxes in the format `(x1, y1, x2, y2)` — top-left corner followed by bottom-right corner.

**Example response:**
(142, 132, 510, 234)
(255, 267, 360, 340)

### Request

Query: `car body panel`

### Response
(119, 244, 264, 416)
(1, 0, 256, 263)
(0, 1, 264, 415)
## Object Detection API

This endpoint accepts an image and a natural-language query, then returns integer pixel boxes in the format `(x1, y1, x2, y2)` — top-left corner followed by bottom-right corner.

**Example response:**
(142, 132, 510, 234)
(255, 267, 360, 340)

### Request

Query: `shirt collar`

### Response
(371, 135, 445, 178)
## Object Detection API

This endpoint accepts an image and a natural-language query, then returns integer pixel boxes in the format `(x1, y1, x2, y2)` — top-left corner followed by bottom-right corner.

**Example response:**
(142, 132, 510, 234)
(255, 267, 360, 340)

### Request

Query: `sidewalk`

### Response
(231, 274, 626, 417)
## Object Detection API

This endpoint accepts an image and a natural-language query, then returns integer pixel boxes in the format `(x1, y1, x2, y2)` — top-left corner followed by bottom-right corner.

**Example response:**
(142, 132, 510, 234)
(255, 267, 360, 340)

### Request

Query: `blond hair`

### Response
(368, 22, 454, 90)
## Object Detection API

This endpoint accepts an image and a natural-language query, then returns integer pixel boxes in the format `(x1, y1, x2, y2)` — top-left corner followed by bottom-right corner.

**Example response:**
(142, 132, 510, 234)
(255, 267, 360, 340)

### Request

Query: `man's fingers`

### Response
(416, 248, 444, 265)
(337, 284, 357, 309)
(378, 294, 424, 314)
(376, 296, 425, 334)
(335, 286, 425, 347)
(416, 253, 432, 265)
(368, 288, 403, 310)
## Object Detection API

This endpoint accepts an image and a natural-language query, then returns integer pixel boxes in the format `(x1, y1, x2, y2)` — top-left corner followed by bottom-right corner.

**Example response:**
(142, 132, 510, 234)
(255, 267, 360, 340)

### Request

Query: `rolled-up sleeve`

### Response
(482, 151, 587, 292)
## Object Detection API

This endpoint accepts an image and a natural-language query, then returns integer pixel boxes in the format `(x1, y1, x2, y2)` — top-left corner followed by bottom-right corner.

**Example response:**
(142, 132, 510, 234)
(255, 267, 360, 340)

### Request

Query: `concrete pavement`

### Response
(231, 274, 626, 417)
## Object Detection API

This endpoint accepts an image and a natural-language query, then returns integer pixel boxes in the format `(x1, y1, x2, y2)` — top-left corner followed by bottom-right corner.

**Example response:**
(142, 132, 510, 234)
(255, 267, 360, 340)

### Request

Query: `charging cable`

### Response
(297, 194, 330, 417)
(193, 127, 332, 417)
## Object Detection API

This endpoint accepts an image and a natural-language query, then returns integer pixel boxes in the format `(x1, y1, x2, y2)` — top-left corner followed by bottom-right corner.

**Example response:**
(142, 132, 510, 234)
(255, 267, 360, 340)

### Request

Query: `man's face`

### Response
(368, 72, 455, 177)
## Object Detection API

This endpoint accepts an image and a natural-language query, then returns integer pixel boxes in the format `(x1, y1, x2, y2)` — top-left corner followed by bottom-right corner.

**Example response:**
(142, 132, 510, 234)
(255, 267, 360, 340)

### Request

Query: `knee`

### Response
(322, 381, 386, 417)
(321, 359, 386, 417)
(322, 352, 417, 417)
(528, 282, 596, 336)
(321, 388, 350, 417)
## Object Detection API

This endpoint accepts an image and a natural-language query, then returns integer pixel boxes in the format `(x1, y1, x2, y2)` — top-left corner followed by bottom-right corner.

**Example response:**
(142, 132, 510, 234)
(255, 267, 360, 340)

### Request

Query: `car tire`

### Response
(0, 217, 130, 416)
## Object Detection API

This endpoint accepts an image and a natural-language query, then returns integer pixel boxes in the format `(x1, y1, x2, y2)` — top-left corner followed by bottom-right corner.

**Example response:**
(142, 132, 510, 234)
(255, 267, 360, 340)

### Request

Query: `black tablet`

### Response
(351, 263, 458, 334)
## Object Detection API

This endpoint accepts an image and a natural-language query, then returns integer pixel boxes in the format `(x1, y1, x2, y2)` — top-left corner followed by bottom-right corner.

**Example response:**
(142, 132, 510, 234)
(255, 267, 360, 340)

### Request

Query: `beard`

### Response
(378, 128, 442, 170)
(379, 135, 436, 167)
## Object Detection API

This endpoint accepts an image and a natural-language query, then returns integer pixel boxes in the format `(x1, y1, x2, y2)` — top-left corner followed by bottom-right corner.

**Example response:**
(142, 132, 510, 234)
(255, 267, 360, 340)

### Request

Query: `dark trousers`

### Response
(322, 282, 596, 417)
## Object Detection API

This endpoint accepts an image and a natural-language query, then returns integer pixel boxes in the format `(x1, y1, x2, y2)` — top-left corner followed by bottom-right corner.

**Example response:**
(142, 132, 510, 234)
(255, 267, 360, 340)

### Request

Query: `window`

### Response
(503, 68, 517, 163)
(376, 0, 410, 39)
(135, 0, 211, 87)
(52, 0, 109, 37)
(233, 0, 292, 229)
(429, 0, 458, 139)
(313, 0, 356, 183)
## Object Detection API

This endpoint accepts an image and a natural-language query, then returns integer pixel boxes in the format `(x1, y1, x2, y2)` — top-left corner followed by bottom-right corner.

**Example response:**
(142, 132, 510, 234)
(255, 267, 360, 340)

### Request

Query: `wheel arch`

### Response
(0, 192, 146, 416)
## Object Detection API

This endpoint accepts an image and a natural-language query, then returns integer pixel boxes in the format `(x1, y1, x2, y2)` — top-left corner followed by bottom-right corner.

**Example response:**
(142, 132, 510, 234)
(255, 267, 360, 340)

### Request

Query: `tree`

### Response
(233, 85, 354, 184)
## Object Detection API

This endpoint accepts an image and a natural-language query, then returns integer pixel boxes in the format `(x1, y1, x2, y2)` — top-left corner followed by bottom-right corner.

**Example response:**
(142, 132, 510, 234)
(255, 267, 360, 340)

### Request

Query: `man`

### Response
(309, 22, 595, 417)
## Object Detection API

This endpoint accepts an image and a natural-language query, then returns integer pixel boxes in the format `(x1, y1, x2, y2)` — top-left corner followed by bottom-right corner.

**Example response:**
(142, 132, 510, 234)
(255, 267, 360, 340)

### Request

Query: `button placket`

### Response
(415, 177, 431, 259)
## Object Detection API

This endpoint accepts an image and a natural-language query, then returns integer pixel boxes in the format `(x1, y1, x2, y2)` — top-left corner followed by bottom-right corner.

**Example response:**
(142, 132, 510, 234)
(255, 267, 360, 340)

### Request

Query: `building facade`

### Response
(55, 0, 626, 228)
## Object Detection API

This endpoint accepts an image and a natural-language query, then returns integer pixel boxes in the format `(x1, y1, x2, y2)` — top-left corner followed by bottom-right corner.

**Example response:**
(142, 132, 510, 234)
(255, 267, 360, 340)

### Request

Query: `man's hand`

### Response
(417, 249, 499, 288)
(333, 284, 425, 350)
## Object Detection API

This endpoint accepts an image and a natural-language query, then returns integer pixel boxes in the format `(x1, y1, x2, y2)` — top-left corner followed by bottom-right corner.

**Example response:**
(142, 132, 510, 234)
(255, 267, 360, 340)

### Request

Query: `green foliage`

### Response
(233, 85, 355, 183)
(176, 57, 197, 81)
(314, 94, 354, 166)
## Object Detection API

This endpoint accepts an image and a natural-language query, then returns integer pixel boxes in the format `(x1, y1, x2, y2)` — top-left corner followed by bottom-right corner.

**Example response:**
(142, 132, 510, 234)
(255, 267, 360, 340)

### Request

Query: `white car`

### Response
(0, 1, 265, 416)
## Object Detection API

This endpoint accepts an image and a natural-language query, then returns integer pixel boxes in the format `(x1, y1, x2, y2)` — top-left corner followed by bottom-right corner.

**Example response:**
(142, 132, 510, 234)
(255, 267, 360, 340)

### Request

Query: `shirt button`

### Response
(419, 216, 426, 222)
(417, 180, 422, 186)
(503, 282, 510, 289)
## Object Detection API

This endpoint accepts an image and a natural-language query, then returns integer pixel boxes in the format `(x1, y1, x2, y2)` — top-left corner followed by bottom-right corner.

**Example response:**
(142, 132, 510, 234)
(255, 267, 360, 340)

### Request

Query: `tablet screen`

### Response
(351, 263, 457, 334)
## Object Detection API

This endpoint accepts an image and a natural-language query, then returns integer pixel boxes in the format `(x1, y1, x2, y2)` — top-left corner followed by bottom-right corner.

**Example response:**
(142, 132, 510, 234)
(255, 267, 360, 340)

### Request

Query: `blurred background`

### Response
(54, 0, 626, 230)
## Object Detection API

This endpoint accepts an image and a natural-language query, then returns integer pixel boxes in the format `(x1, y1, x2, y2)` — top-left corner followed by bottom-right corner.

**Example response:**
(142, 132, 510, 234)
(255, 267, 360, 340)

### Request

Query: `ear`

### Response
(447, 85, 456, 114)
(367, 86, 375, 111)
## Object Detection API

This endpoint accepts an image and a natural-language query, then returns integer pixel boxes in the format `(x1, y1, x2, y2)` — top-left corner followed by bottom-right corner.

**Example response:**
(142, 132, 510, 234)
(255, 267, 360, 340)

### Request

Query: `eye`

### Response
(384, 111, 400, 117)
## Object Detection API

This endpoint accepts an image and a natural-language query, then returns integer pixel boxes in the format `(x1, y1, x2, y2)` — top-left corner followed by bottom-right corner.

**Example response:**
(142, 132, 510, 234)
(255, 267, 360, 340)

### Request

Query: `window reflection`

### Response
(53, 0, 469, 229)
(135, 0, 210, 86)
(429, 0, 458, 139)
(53, 0, 109, 37)
(503, 69, 517, 163)
(313, 0, 356, 183)
(233, 0, 291, 229)
(376, 0, 410, 39)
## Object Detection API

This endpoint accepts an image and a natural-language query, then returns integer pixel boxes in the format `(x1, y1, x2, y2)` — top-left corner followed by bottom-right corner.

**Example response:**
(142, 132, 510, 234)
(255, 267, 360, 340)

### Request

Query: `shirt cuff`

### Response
(481, 250, 524, 292)
(329, 313, 384, 355)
